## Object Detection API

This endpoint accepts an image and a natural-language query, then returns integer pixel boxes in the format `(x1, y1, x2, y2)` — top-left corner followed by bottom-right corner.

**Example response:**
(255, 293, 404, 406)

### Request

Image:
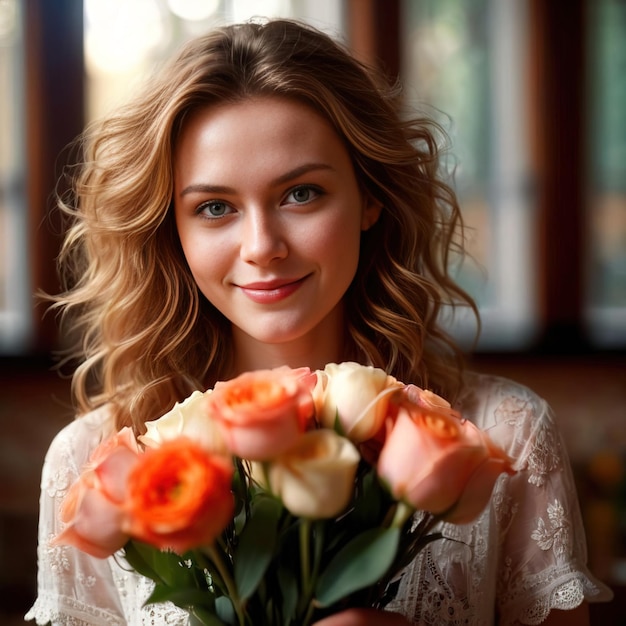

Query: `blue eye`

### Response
(284, 185, 320, 205)
(198, 201, 232, 218)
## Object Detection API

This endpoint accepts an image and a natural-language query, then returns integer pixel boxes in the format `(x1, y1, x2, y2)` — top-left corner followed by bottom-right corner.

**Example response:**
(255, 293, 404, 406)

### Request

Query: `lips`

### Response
(237, 276, 309, 304)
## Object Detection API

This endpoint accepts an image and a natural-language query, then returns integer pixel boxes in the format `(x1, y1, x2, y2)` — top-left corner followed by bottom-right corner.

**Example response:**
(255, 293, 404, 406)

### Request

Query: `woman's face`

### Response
(173, 97, 380, 366)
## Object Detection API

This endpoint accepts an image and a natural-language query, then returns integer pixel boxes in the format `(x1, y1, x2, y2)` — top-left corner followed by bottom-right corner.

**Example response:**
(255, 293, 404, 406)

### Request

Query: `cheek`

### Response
(178, 230, 231, 290)
(327, 219, 362, 278)
(300, 205, 363, 265)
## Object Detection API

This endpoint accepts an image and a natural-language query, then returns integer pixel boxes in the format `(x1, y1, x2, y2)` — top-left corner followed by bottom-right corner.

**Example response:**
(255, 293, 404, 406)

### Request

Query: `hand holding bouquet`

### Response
(53, 362, 514, 625)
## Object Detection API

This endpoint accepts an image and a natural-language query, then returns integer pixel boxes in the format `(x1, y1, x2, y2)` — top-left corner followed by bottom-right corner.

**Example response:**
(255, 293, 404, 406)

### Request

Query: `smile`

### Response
(237, 276, 309, 304)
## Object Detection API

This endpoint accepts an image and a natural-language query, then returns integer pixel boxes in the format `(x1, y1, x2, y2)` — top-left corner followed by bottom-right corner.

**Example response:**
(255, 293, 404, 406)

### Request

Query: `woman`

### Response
(26, 19, 612, 625)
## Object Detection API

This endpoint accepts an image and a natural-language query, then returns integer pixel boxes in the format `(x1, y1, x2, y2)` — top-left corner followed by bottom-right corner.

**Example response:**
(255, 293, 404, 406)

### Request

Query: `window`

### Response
(5, 0, 624, 355)
(84, 0, 345, 122)
(0, 0, 29, 353)
(586, 0, 626, 347)
(401, 0, 537, 350)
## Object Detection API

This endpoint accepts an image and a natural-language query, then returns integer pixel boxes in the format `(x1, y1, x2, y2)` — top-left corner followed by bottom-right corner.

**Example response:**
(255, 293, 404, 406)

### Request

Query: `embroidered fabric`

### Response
(25, 374, 613, 625)
(385, 374, 613, 625)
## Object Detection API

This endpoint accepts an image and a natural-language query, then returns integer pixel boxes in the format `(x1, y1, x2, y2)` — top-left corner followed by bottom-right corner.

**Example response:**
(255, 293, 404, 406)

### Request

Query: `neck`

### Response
(230, 311, 347, 376)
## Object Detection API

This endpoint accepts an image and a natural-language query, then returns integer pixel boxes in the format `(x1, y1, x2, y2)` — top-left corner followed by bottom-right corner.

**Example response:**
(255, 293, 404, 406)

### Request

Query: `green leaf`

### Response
(189, 606, 230, 626)
(215, 596, 236, 624)
(277, 565, 299, 625)
(233, 502, 248, 535)
(145, 584, 216, 610)
(351, 467, 386, 525)
(333, 409, 345, 436)
(123, 541, 207, 593)
(315, 527, 401, 608)
(123, 541, 184, 587)
(234, 495, 283, 599)
(122, 541, 159, 580)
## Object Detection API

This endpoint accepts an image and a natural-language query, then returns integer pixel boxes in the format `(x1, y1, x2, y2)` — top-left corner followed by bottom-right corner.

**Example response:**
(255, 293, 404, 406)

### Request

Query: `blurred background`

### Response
(0, 0, 624, 622)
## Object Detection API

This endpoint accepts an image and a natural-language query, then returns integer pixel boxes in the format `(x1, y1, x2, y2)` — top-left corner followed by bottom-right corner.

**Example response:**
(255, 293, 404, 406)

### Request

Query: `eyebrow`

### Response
(179, 162, 334, 197)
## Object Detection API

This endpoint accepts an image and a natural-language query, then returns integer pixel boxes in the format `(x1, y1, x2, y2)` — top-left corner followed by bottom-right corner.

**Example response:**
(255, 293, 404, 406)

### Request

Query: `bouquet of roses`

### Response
(53, 362, 514, 625)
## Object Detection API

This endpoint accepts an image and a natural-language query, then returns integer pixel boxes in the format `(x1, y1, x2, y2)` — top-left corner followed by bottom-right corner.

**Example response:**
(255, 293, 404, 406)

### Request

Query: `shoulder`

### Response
(43, 404, 117, 482)
(457, 371, 549, 430)
(456, 372, 558, 473)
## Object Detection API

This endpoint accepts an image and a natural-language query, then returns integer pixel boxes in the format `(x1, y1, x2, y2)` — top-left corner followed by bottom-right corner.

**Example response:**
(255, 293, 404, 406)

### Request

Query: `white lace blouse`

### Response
(25, 373, 613, 625)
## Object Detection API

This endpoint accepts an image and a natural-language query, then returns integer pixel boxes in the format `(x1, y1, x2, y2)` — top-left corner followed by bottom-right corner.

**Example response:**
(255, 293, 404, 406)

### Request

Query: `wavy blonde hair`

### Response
(50, 19, 478, 432)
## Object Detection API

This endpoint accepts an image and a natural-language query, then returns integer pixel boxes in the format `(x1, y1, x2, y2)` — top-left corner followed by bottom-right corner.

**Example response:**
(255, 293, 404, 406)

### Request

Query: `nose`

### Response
(239, 208, 288, 266)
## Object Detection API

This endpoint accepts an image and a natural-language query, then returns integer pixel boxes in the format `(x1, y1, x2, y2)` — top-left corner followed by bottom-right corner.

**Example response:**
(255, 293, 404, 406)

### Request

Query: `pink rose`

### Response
(403, 385, 460, 418)
(52, 427, 141, 558)
(208, 366, 314, 461)
(377, 395, 514, 523)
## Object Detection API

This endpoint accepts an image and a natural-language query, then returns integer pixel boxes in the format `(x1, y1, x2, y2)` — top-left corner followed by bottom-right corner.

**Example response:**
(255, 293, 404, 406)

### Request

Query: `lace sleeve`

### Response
(25, 409, 191, 626)
(495, 392, 613, 625)
(380, 375, 613, 625)
(24, 410, 127, 626)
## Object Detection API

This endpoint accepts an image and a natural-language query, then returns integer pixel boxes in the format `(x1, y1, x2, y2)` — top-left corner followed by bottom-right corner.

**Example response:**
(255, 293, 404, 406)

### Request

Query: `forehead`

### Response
(178, 96, 335, 140)
(173, 97, 353, 183)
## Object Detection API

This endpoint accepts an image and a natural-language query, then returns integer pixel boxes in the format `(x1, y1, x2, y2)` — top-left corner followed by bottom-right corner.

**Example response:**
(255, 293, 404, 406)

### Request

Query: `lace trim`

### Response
(24, 589, 126, 626)
(416, 550, 475, 625)
(500, 565, 607, 626)
(519, 578, 583, 625)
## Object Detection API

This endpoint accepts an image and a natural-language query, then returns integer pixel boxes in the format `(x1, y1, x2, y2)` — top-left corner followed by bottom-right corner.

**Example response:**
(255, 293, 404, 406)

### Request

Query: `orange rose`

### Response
(208, 366, 314, 461)
(123, 437, 234, 554)
(377, 396, 515, 523)
(52, 427, 140, 558)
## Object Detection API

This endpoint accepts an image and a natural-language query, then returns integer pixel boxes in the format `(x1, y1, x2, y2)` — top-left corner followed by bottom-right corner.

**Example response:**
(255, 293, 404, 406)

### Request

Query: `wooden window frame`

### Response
(25, 0, 84, 353)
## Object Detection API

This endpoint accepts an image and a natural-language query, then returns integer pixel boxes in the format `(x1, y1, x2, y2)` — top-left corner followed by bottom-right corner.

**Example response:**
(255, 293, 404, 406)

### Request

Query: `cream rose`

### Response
(317, 362, 403, 442)
(139, 390, 226, 454)
(268, 429, 360, 519)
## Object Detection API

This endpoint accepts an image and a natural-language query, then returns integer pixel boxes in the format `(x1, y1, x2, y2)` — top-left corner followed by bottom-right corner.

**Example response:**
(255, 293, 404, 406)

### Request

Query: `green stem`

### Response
(302, 521, 325, 626)
(302, 600, 316, 626)
(310, 521, 324, 588)
(262, 462, 272, 493)
(299, 519, 327, 626)
(205, 545, 246, 626)
(297, 518, 314, 623)
(389, 501, 414, 529)
(300, 518, 312, 597)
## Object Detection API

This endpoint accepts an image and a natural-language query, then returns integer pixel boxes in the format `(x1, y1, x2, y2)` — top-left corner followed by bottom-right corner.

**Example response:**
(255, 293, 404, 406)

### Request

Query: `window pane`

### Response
(401, 0, 537, 349)
(0, 0, 30, 354)
(84, 0, 344, 122)
(586, 0, 626, 347)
